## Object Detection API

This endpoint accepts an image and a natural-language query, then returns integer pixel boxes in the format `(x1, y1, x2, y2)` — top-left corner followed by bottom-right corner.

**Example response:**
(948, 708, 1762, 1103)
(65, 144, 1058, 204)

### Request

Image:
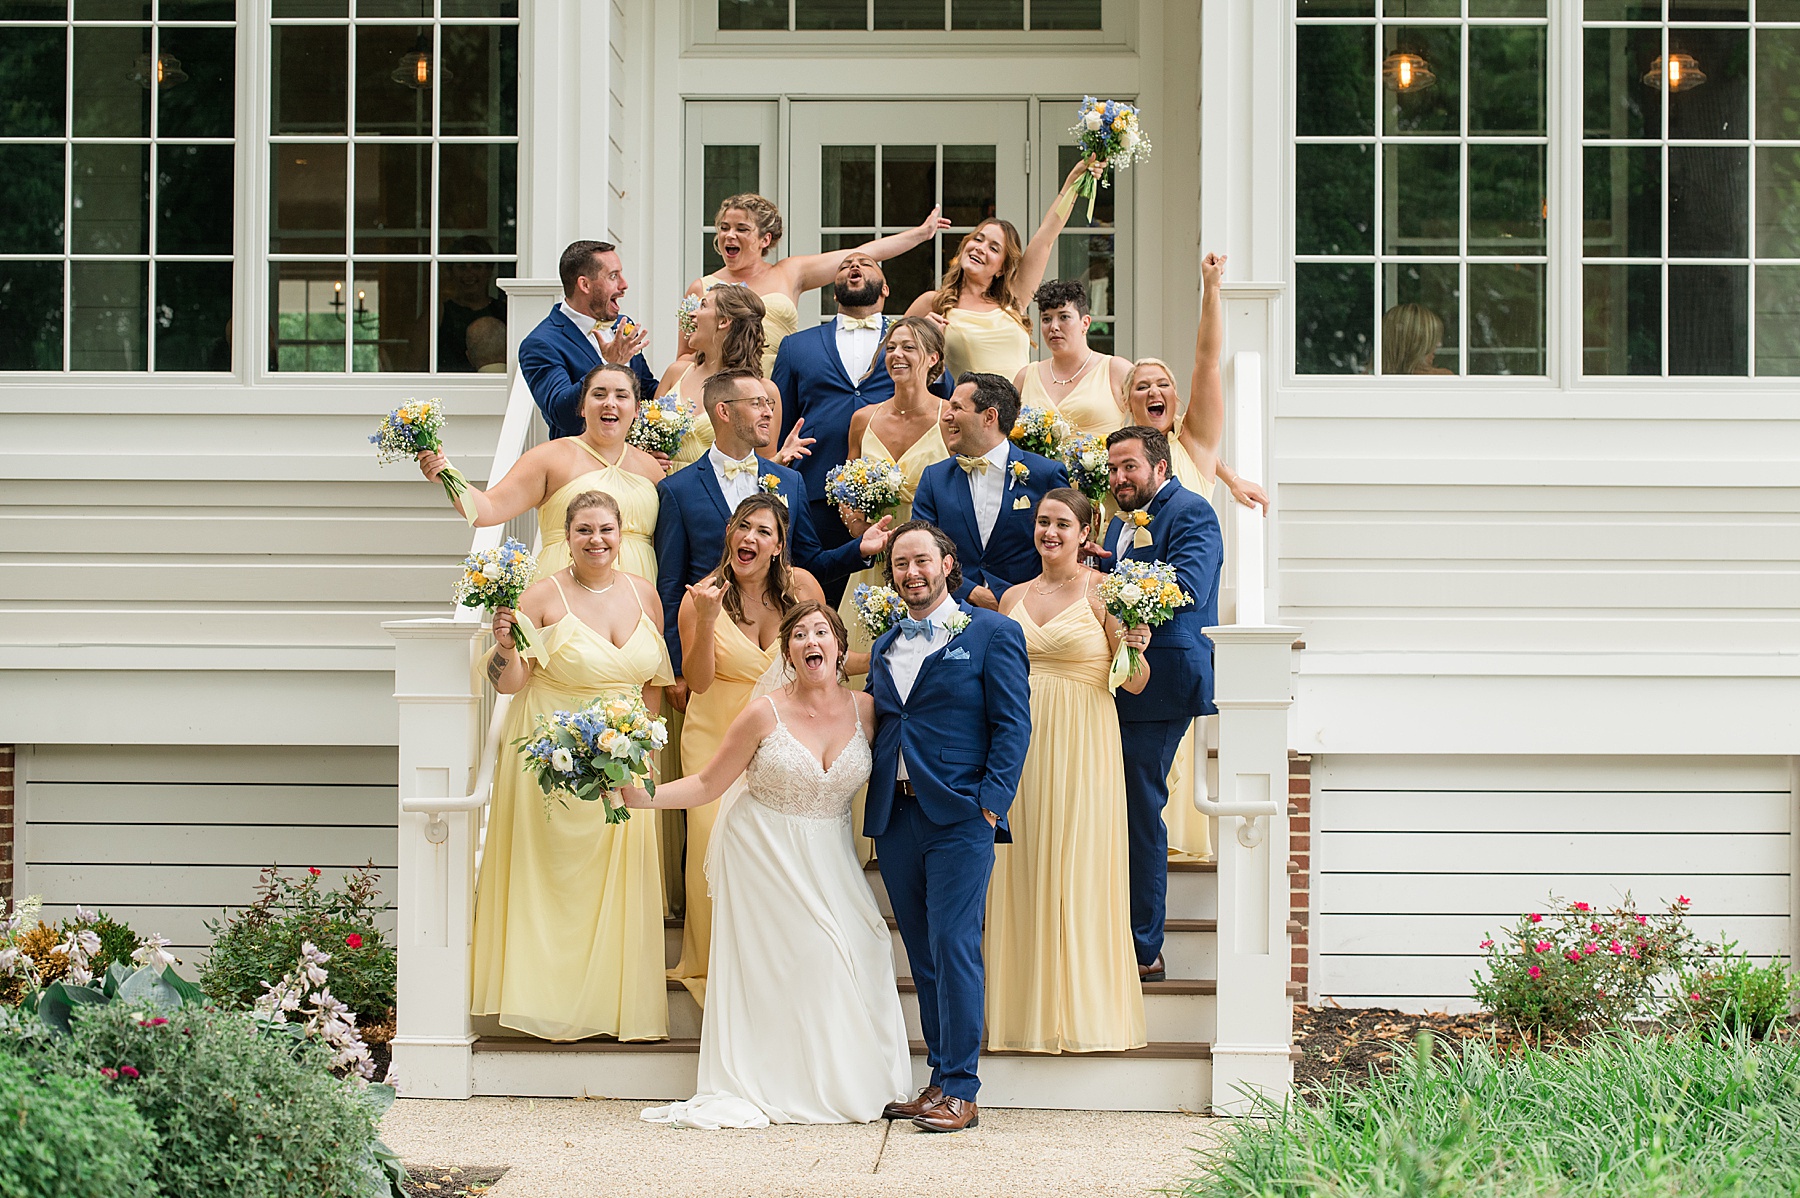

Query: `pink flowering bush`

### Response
(1470, 893, 1698, 1036)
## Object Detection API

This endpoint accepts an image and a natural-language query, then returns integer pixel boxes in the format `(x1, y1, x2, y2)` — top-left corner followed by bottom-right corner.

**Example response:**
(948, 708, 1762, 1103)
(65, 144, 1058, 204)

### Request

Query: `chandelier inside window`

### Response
(1382, 52, 1436, 93)
(391, 36, 450, 90)
(131, 52, 188, 91)
(1643, 53, 1705, 93)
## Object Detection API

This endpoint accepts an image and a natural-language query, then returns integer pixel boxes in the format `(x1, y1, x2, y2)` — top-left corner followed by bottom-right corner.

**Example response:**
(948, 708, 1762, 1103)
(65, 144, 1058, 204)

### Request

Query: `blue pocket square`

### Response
(944, 646, 970, 661)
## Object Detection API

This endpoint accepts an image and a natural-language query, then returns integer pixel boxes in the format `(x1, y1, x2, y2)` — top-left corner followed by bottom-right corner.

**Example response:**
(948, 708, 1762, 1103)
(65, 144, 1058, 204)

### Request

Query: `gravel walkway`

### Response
(381, 1096, 1223, 1197)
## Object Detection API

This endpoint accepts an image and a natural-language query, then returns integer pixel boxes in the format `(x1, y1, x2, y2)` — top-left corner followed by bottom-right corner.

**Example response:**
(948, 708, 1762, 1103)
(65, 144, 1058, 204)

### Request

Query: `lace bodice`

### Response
(744, 699, 872, 820)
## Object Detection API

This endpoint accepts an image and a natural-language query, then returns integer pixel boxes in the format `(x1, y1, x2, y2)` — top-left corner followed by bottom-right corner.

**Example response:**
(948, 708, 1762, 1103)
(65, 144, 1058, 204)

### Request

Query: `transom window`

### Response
(716, 0, 1100, 31)
(0, 0, 236, 373)
(1293, 0, 1550, 377)
(267, 0, 518, 375)
(1582, 0, 1800, 377)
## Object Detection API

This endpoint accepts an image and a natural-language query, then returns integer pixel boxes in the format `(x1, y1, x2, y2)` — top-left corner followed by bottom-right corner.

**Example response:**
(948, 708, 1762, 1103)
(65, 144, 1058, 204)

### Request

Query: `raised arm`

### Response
(1180, 252, 1228, 463)
(1012, 157, 1101, 309)
(777, 208, 952, 296)
(418, 441, 553, 526)
(678, 577, 726, 696)
(626, 698, 777, 809)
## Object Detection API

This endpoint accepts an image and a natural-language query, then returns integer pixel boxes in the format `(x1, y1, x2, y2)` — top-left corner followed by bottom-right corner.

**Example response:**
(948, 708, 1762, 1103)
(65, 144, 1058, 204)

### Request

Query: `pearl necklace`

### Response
(571, 569, 617, 596)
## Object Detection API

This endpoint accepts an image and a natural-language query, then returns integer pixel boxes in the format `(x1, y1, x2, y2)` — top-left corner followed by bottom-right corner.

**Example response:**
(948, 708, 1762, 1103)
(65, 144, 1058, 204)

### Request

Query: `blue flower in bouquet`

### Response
(851, 584, 909, 639)
(1060, 431, 1111, 504)
(371, 397, 471, 508)
(515, 693, 667, 822)
(825, 457, 906, 518)
(455, 537, 539, 653)
(1010, 405, 1072, 460)
(1067, 97, 1151, 219)
(628, 395, 700, 457)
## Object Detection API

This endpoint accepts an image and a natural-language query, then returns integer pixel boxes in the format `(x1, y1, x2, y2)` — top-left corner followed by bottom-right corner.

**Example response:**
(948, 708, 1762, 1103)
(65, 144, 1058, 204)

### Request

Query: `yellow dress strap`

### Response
(572, 438, 624, 469)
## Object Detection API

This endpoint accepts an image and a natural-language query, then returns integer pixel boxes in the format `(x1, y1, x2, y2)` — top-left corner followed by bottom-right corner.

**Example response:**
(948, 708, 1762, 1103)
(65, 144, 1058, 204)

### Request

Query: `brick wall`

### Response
(0, 745, 13, 902)
(1290, 751, 1311, 995)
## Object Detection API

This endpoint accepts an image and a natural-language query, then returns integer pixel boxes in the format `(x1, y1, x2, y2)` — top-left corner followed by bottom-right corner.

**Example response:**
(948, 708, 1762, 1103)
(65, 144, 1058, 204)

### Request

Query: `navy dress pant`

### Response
(1119, 718, 1190, 968)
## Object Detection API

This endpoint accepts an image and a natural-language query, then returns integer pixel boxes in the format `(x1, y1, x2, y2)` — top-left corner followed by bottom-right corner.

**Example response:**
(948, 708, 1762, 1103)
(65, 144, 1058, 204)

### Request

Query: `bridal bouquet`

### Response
(851, 583, 908, 639)
(371, 398, 470, 511)
(455, 537, 541, 659)
(1060, 431, 1112, 545)
(825, 456, 906, 518)
(1098, 560, 1190, 679)
(627, 395, 699, 457)
(1010, 405, 1071, 460)
(1067, 97, 1152, 220)
(516, 693, 668, 822)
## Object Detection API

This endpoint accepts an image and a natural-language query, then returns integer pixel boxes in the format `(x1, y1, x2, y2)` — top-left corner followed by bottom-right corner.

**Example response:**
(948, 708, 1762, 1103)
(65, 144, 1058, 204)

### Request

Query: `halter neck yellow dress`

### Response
(1162, 437, 1221, 862)
(663, 363, 717, 471)
(667, 616, 779, 1008)
(1019, 358, 1128, 439)
(703, 273, 799, 377)
(470, 577, 675, 1041)
(985, 598, 1146, 1053)
(943, 307, 1031, 382)
(534, 439, 660, 584)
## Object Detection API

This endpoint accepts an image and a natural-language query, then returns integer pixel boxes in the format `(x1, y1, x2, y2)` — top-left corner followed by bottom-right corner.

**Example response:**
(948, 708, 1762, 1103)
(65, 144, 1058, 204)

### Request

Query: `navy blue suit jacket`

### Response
(517, 302, 657, 441)
(863, 604, 1031, 843)
(1104, 478, 1223, 722)
(652, 456, 866, 673)
(911, 445, 1068, 603)
(772, 318, 954, 504)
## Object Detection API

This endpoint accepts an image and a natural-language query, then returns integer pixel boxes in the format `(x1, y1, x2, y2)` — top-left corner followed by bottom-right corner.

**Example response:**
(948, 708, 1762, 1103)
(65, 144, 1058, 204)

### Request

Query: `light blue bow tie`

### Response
(896, 616, 936, 641)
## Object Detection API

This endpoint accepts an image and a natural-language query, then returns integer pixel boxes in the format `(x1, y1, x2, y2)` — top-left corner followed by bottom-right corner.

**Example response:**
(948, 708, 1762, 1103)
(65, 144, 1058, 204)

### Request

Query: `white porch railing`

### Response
(1197, 294, 1302, 1113)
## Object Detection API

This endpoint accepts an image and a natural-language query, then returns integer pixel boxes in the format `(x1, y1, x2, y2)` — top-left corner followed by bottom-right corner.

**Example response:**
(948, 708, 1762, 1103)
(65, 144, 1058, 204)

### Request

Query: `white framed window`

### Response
(265, 0, 519, 375)
(0, 0, 237, 373)
(693, 0, 1126, 44)
(1292, 0, 1551, 377)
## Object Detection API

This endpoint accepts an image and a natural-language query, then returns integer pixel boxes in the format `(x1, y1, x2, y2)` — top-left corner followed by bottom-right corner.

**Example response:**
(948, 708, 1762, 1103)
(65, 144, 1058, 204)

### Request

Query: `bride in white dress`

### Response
(628, 600, 911, 1129)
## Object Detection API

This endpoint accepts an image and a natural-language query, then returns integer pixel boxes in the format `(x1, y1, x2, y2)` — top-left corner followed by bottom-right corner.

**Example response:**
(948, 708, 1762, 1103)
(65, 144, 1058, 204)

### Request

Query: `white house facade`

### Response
(3, 0, 1796, 1109)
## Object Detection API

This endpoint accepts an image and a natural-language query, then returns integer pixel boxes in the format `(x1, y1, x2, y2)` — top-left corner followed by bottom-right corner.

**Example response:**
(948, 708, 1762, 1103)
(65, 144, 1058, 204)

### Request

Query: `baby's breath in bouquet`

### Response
(455, 537, 542, 660)
(372, 398, 470, 516)
(825, 456, 906, 519)
(628, 395, 700, 457)
(1010, 405, 1071, 460)
(676, 294, 703, 339)
(1098, 559, 1190, 680)
(1066, 97, 1152, 220)
(1060, 431, 1113, 548)
(516, 693, 668, 822)
(851, 583, 909, 640)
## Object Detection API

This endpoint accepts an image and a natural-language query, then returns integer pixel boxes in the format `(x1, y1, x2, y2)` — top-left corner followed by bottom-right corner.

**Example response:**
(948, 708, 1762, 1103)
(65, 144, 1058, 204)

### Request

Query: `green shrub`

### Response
(202, 864, 396, 1024)
(1182, 1031, 1800, 1198)
(0, 1051, 158, 1198)
(1679, 941, 1800, 1040)
(1469, 893, 1697, 1036)
(55, 1002, 392, 1198)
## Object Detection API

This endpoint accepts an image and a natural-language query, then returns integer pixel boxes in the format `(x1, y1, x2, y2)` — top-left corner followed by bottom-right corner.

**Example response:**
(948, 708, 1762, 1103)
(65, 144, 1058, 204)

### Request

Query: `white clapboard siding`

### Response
(1313, 755, 1794, 1011)
(20, 745, 398, 956)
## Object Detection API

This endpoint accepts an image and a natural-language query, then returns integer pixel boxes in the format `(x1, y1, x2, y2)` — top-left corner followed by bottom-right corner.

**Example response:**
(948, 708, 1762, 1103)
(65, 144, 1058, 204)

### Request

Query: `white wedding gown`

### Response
(641, 696, 911, 1128)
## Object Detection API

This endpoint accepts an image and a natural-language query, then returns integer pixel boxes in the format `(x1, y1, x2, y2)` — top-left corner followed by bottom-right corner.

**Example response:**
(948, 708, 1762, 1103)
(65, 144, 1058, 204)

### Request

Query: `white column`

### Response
(517, 1, 613, 280)
(385, 618, 486, 1100)
(498, 277, 562, 367)
(1205, 623, 1302, 1115)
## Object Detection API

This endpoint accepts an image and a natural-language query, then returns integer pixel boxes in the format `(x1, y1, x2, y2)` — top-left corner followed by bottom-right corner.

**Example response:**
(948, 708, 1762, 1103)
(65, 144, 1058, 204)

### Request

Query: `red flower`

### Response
(1677, 895, 1690, 906)
(1590, 922, 1603, 935)
(1566, 949, 1583, 962)
(1528, 965, 1542, 979)
(1528, 913, 1543, 924)
(1608, 940, 1623, 954)
(100, 1067, 118, 1080)
(308, 867, 322, 878)
(1635, 915, 1648, 925)
(1534, 941, 1552, 953)
(1583, 942, 1599, 955)
(119, 1066, 139, 1080)
(1689, 992, 1702, 1001)
(136, 1017, 169, 1028)
(1572, 902, 1590, 913)
(345, 933, 364, 949)
(1479, 939, 1494, 950)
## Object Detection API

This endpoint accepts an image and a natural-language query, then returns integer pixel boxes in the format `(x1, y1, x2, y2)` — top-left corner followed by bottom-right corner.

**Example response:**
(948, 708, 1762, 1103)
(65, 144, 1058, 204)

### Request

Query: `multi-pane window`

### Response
(1294, 0, 1549, 377)
(717, 0, 1100, 31)
(1583, 1, 1800, 376)
(0, 0, 236, 372)
(268, 0, 518, 374)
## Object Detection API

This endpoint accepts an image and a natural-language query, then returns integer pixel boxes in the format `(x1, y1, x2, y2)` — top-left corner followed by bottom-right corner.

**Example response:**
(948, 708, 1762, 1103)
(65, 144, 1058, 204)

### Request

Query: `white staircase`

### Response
(384, 280, 1298, 1114)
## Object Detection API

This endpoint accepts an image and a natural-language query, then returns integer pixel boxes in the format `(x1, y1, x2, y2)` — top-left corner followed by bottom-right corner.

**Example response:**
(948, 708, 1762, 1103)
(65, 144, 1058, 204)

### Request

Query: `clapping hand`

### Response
(602, 323, 651, 365)
(776, 417, 816, 466)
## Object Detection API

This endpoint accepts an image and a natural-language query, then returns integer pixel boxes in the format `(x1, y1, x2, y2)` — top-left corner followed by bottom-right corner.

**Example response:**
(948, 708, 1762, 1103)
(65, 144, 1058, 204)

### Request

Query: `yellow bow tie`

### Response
(956, 455, 992, 475)
(721, 457, 757, 479)
(840, 315, 881, 331)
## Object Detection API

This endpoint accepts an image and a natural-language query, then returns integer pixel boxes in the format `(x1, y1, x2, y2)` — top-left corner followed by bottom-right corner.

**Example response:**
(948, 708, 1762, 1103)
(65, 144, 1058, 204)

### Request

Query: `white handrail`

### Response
(400, 690, 513, 836)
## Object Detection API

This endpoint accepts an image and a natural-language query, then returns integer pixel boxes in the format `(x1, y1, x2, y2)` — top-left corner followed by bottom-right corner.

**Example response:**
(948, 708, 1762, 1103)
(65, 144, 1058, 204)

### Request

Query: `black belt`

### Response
(897, 779, 918, 799)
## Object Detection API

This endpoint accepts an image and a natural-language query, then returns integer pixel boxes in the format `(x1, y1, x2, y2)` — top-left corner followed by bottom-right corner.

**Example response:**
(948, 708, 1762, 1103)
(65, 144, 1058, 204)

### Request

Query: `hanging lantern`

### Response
(130, 52, 188, 91)
(391, 36, 444, 90)
(1643, 53, 1705, 93)
(1382, 52, 1436, 93)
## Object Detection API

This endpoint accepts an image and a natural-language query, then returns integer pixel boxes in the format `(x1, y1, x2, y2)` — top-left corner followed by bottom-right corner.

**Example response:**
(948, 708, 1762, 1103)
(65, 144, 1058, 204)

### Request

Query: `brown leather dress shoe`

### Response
(883, 1085, 942, 1121)
(912, 1096, 979, 1132)
(1138, 953, 1166, 983)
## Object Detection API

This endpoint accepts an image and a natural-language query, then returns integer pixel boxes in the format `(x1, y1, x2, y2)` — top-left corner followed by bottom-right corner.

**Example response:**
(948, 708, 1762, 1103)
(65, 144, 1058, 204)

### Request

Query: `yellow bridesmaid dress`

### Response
(1019, 359, 1128, 439)
(470, 577, 675, 1041)
(534, 440, 660, 584)
(1162, 437, 1221, 862)
(943, 307, 1031, 382)
(703, 273, 799, 377)
(984, 598, 1147, 1053)
(667, 617, 779, 1008)
(664, 363, 717, 471)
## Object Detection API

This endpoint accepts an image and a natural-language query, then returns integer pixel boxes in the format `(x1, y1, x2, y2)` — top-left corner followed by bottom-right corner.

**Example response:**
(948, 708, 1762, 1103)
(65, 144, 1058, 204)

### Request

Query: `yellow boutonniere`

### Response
(1009, 460, 1030, 485)
(1126, 510, 1153, 548)
(758, 474, 786, 503)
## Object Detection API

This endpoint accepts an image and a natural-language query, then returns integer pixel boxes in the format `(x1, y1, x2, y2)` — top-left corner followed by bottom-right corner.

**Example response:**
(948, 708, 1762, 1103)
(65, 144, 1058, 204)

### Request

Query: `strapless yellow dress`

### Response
(943, 306, 1031, 382)
(985, 599, 1146, 1053)
(469, 579, 676, 1041)
(1019, 359, 1128, 439)
(1162, 437, 1221, 862)
(662, 363, 716, 471)
(667, 617, 779, 1008)
(534, 439, 659, 584)
(704, 273, 799, 377)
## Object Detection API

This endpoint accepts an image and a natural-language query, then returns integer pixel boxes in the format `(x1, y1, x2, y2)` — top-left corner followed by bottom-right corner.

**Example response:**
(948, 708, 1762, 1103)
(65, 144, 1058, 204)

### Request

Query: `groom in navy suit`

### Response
(517, 240, 657, 439)
(865, 522, 1030, 1133)
(911, 373, 1067, 608)
(1101, 426, 1222, 983)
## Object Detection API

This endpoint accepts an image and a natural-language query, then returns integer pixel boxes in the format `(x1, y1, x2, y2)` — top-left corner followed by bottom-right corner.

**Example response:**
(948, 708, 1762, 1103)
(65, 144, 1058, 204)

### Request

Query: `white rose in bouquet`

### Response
(550, 747, 575, 773)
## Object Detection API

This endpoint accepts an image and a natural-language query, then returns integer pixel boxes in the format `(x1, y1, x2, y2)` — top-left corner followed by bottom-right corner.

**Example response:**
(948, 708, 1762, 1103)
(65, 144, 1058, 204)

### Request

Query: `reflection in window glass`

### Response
(268, 8, 519, 372)
(736, 0, 1101, 30)
(1295, 6, 1547, 374)
(0, 6, 236, 370)
(1755, 267, 1800, 376)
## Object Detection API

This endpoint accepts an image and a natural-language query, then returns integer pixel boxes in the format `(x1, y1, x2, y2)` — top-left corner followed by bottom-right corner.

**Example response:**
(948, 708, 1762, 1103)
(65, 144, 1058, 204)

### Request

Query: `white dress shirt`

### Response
(835, 312, 884, 383)
(966, 439, 1011, 548)
(1114, 477, 1173, 562)
(558, 300, 606, 356)
(886, 592, 961, 779)
(709, 445, 759, 509)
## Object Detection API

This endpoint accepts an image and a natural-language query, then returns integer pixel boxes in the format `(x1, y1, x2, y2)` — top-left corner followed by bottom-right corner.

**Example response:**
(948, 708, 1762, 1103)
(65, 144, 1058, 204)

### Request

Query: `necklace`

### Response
(571, 570, 617, 596)
(1032, 572, 1079, 595)
(1049, 353, 1093, 387)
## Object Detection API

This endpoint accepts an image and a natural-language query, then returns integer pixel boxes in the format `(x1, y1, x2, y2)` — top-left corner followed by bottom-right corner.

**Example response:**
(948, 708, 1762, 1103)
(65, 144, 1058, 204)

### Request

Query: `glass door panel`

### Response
(684, 101, 779, 283)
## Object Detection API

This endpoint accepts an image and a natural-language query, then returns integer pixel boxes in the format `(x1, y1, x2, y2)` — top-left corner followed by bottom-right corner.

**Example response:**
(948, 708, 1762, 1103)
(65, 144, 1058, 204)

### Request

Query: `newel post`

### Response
(384, 618, 486, 1099)
(1204, 623, 1301, 1115)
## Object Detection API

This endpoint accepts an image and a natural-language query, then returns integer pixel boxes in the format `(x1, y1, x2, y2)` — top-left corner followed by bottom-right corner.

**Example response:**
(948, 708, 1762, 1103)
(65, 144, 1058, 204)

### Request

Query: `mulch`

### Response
(401, 1165, 509, 1197)
(1292, 1002, 1522, 1089)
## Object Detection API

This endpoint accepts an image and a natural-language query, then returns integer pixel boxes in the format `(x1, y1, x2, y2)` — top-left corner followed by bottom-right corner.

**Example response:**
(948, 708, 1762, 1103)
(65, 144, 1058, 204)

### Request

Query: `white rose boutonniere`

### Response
(944, 612, 971, 640)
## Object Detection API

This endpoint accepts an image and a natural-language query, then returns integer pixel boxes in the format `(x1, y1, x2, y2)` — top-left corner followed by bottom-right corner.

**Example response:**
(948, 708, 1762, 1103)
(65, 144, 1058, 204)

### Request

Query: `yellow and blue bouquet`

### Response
(516, 693, 668, 822)
(1060, 432, 1111, 504)
(676, 293, 703, 338)
(1011, 405, 1072, 460)
(825, 456, 906, 518)
(372, 398, 470, 511)
(1098, 559, 1190, 679)
(1066, 97, 1152, 220)
(628, 395, 699, 457)
(851, 583, 909, 639)
(455, 537, 541, 658)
